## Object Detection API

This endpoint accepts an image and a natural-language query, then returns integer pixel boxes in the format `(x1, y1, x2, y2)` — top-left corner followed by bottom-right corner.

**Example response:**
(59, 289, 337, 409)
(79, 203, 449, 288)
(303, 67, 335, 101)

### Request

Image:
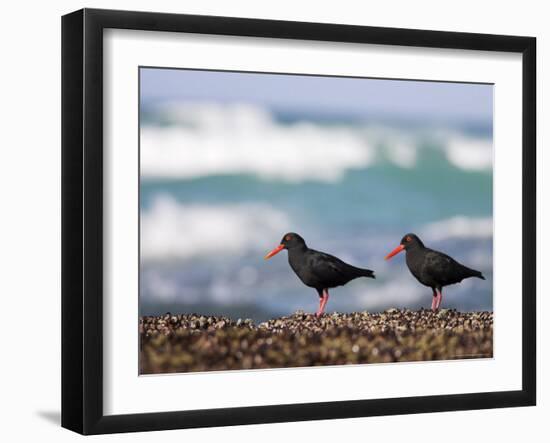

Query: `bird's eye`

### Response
(406, 236, 412, 242)
(285, 235, 292, 241)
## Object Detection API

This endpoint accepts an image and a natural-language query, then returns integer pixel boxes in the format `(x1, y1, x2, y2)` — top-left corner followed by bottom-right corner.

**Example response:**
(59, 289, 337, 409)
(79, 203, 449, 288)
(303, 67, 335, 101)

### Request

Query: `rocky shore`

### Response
(140, 309, 493, 374)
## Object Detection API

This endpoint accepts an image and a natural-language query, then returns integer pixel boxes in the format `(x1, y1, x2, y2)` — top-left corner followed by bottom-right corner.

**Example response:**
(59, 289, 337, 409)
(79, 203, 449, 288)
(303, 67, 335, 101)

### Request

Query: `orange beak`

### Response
(264, 244, 285, 260)
(385, 244, 405, 260)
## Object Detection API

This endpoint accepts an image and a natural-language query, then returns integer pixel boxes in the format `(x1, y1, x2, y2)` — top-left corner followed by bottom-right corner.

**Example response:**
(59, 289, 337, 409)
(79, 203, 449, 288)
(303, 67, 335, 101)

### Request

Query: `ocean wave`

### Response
(444, 137, 493, 171)
(141, 196, 291, 260)
(141, 103, 373, 183)
(141, 103, 492, 182)
(423, 216, 493, 242)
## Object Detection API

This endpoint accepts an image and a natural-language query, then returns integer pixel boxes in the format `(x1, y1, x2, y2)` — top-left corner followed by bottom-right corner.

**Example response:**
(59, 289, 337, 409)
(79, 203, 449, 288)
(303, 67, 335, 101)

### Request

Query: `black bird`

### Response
(385, 233, 485, 311)
(264, 233, 375, 317)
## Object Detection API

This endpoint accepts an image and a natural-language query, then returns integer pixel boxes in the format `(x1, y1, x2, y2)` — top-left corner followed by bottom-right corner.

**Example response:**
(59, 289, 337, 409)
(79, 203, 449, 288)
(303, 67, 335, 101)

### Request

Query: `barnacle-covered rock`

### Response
(139, 309, 493, 374)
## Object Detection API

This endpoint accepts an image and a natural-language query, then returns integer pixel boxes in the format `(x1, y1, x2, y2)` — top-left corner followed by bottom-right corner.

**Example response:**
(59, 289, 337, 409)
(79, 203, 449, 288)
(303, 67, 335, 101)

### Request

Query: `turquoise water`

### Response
(139, 105, 493, 321)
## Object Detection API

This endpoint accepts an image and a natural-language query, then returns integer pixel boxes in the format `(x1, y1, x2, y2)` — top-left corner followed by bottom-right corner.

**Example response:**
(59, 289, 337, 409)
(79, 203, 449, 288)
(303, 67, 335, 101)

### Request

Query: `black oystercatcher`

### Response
(264, 233, 375, 317)
(385, 233, 485, 311)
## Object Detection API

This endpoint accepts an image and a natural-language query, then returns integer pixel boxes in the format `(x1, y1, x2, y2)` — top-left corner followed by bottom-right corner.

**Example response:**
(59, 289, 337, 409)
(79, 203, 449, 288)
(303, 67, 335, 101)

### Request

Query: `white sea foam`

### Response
(444, 137, 493, 171)
(141, 103, 492, 182)
(140, 196, 291, 260)
(423, 216, 493, 242)
(141, 102, 374, 182)
(386, 138, 418, 168)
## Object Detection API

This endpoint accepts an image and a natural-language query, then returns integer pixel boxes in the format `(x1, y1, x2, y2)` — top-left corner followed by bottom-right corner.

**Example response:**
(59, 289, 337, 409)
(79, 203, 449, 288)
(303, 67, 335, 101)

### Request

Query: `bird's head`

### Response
(264, 232, 306, 259)
(385, 233, 424, 260)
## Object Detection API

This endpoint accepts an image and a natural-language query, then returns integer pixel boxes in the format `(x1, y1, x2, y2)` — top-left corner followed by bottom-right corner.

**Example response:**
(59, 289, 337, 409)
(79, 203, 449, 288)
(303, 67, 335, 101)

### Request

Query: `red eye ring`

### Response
(406, 236, 412, 242)
(285, 235, 292, 241)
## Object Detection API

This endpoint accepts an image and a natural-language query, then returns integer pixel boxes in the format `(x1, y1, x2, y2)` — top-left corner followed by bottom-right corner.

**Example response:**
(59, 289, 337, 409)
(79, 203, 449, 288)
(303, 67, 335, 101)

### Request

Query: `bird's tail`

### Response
(467, 267, 485, 280)
(357, 267, 375, 279)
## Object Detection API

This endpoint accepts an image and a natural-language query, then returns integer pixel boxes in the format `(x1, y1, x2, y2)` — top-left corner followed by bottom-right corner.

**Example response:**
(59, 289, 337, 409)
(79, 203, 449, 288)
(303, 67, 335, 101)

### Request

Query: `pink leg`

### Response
(435, 289, 443, 310)
(316, 289, 329, 317)
(321, 291, 329, 313)
(431, 289, 438, 311)
(316, 297, 323, 317)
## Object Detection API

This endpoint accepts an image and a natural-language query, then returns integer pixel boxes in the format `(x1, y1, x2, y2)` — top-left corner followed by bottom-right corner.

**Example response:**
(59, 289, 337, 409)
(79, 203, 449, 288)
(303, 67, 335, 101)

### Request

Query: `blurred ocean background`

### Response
(139, 69, 493, 322)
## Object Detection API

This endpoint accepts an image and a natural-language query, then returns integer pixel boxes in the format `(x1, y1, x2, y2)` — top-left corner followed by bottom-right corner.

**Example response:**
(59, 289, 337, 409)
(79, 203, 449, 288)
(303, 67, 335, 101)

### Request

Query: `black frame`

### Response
(62, 8, 536, 435)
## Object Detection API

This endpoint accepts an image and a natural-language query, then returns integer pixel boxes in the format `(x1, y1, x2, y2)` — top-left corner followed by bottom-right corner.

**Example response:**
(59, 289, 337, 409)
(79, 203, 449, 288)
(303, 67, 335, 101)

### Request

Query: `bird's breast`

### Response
(406, 250, 432, 287)
(288, 251, 320, 288)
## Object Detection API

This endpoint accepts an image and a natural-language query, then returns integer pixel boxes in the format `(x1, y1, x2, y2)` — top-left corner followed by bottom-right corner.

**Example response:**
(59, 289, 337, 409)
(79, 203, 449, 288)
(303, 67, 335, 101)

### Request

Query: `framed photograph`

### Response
(62, 8, 536, 434)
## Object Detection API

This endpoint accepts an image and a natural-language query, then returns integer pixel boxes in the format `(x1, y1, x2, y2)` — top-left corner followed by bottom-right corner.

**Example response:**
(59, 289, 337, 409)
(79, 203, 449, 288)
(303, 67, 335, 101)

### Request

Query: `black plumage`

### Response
(385, 233, 485, 311)
(265, 233, 375, 317)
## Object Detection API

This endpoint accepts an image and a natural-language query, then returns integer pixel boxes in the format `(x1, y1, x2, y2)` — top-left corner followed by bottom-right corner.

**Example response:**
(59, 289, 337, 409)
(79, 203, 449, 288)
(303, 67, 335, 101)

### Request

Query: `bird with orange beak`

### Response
(385, 233, 485, 311)
(264, 232, 375, 317)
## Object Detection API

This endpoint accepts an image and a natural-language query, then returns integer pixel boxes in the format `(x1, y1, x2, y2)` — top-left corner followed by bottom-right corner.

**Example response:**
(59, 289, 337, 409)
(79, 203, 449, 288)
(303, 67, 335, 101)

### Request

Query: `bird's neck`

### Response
(288, 244, 308, 258)
(406, 245, 425, 257)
